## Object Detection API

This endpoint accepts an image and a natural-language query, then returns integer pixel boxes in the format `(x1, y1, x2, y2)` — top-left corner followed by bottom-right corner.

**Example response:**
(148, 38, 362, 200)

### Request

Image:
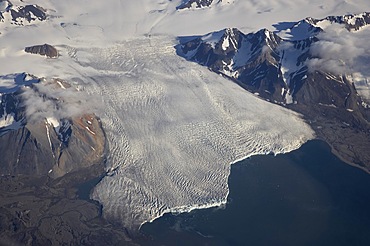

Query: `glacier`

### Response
(57, 36, 314, 230)
(3, 0, 370, 232)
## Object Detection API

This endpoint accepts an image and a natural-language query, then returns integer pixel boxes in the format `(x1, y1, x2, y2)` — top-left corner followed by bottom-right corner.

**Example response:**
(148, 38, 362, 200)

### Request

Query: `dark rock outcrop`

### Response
(25, 44, 58, 58)
(178, 28, 288, 102)
(0, 1, 47, 25)
(177, 0, 218, 9)
(10, 4, 46, 23)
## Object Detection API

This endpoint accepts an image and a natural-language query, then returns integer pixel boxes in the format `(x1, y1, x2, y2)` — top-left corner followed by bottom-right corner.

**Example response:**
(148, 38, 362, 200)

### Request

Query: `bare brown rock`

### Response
(286, 72, 370, 172)
(25, 44, 58, 58)
(0, 76, 136, 245)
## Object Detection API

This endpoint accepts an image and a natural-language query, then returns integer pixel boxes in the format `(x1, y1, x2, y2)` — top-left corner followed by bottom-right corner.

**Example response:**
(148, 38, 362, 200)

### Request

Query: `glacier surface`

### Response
(60, 37, 314, 230)
(2, 0, 370, 231)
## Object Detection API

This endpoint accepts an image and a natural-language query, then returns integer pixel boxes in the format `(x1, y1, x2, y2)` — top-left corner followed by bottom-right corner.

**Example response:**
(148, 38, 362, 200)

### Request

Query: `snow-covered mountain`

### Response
(178, 12, 370, 170)
(1, 0, 370, 242)
(178, 12, 370, 105)
(179, 28, 286, 102)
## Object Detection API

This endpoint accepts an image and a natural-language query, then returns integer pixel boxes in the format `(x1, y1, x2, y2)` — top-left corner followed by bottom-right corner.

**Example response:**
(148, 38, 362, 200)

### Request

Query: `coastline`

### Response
(124, 102, 370, 236)
(324, 139, 370, 175)
(139, 139, 370, 245)
(138, 137, 312, 231)
(139, 196, 229, 230)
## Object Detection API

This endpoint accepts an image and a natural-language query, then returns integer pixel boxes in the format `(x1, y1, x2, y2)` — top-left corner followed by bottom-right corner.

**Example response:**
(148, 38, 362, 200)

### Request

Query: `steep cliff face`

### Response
(179, 28, 289, 102)
(0, 74, 106, 179)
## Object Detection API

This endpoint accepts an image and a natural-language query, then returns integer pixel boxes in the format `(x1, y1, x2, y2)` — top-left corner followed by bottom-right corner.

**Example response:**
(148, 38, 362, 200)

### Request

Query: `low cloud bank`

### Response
(305, 23, 370, 100)
(21, 79, 100, 124)
(307, 24, 370, 77)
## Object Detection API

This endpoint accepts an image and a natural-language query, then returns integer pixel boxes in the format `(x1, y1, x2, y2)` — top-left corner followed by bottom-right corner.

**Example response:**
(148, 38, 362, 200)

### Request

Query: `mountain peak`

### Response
(178, 12, 370, 106)
(304, 12, 370, 31)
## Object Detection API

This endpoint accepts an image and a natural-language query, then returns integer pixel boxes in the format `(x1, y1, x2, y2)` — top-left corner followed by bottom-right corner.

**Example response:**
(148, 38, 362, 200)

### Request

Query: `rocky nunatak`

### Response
(25, 44, 58, 58)
(0, 73, 136, 245)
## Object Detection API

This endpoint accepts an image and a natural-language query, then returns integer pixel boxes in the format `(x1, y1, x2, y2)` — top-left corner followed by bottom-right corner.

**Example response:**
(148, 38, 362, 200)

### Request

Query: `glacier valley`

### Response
(3, 0, 369, 233)
(57, 36, 314, 230)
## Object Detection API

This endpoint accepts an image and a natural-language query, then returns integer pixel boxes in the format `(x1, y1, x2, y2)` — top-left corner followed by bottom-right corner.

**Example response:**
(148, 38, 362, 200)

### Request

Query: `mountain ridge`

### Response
(0, 0, 47, 25)
(178, 12, 370, 171)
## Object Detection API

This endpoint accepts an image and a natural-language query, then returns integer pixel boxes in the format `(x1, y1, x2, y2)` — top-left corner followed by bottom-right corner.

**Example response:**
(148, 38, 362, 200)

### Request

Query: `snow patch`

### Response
(202, 30, 225, 48)
(285, 91, 293, 104)
(0, 113, 16, 128)
(85, 126, 95, 135)
(46, 117, 60, 128)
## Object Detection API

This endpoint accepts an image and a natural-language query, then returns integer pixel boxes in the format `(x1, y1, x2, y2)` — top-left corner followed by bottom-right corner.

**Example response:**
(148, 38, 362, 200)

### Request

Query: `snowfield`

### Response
(1, 0, 369, 231)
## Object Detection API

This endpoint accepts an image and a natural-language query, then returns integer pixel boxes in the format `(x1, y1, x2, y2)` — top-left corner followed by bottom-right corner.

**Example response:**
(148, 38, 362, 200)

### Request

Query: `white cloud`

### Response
(307, 24, 370, 76)
(305, 23, 370, 100)
(20, 81, 100, 124)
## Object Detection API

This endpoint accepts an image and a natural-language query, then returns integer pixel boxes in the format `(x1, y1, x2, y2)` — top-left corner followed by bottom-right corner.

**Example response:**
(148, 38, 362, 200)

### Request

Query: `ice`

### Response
(1, 0, 368, 43)
(46, 117, 60, 128)
(0, 0, 369, 232)
(60, 36, 314, 231)
(45, 123, 55, 159)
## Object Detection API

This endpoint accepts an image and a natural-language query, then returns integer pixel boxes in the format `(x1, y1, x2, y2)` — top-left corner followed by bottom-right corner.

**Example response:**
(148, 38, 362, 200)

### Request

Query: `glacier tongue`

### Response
(65, 36, 314, 231)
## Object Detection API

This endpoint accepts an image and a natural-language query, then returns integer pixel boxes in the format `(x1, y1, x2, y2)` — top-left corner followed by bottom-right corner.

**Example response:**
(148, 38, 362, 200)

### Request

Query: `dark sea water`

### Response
(76, 174, 105, 201)
(139, 140, 370, 246)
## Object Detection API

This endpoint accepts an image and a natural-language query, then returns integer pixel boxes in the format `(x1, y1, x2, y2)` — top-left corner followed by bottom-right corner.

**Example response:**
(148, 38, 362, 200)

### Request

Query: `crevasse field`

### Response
(1, 0, 369, 231)
(76, 37, 314, 230)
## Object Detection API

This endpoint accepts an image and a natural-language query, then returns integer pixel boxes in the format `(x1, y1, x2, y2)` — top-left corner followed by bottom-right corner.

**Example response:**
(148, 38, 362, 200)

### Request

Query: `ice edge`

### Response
(139, 139, 308, 229)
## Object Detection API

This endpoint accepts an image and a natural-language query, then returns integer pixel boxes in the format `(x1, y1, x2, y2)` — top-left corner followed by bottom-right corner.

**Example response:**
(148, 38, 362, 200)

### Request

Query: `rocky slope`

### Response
(177, 0, 214, 9)
(178, 12, 370, 171)
(25, 44, 58, 58)
(0, 0, 47, 25)
(0, 73, 133, 245)
(0, 166, 136, 246)
(0, 73, 106, 179)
